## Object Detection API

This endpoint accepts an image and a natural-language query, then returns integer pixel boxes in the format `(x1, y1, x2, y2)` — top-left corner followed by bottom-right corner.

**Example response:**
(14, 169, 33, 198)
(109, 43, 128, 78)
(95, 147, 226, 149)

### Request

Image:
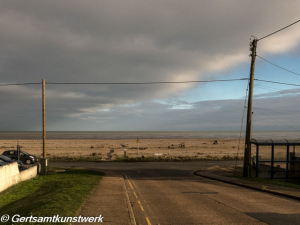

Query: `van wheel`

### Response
(25, 159, 32, 164)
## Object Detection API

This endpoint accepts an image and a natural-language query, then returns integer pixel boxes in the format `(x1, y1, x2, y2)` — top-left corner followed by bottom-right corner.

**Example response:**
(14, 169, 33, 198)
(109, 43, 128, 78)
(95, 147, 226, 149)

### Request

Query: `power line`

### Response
(254, 108, 300, 132)
(255, 79, 300, 87)
(253, 107, 300, 117)
(254, 84, 291, 96)
(253, 106, 300, 114)
(254, 87, 284, 96)
(234, 83, 249, 175)
(254, 85, 285, 92)
(253, 107, 300, 122)
(46, 78, 248, 85)
(0, 83, 41, 87)
(1, 79, 299, 89)
(257, 55, 300, 76)
(258, 19, 300, 41)
(0, 78, 248, 87)
(254, 86, 276, 92)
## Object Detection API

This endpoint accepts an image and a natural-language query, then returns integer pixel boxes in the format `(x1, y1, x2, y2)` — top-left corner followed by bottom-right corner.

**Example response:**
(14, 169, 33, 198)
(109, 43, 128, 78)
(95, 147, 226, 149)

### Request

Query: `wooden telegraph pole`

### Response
(42, 79, 46, 158)
(243, 39, 257, 177)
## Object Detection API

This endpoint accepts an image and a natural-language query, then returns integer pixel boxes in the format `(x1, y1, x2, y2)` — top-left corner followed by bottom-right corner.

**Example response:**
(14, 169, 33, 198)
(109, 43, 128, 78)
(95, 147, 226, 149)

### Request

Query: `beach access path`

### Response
(51, 161, 300, 225)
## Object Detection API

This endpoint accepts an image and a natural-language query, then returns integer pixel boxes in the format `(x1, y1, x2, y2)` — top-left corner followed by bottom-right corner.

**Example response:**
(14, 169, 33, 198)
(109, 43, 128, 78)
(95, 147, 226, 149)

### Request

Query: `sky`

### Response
(0, 1, 300, 132)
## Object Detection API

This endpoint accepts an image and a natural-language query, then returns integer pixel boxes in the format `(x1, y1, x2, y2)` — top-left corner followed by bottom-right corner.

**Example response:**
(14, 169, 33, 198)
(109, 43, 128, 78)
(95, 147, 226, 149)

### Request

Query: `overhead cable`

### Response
(255, 79, 300, 87)
(257, 55, 300, 76)
(0, 78, 248, 87)
(254, 84, 285, 92)
(0, 83, 41, 87)
(1, 79, 299, 88)
(254, 108, 300, 132)
(46, 78, 248, 85)
(258, 19, 300, 41)
(253, 107, 300, 118)
(234, 83, 249, 175)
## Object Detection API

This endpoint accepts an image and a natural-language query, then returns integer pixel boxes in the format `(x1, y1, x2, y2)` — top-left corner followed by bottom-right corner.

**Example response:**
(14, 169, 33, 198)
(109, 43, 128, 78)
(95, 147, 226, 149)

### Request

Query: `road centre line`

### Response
(138, 201, 144, 211)
(130, 175, 139, 190)
(121, 173, 137, 225)
(125, 174, 140, 194)
(125, 174, 139, 189)
(124, 174, 153, 225)
(146, 217, 152, 225)
(125, 175, 134, 190)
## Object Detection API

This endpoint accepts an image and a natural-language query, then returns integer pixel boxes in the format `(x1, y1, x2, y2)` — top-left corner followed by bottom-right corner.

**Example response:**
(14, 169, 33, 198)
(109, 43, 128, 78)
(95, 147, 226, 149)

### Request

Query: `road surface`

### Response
(52, 161, 300, 224)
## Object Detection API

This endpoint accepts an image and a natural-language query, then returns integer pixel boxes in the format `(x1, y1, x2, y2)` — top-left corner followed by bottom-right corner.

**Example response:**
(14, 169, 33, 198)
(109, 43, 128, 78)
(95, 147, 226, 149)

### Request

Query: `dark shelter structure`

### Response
(251, 139, 300, 179)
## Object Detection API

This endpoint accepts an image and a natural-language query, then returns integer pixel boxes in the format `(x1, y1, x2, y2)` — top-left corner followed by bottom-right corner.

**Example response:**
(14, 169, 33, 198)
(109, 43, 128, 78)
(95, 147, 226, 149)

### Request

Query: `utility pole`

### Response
(243, 38, 257, 177)
(42, 79, 46, 158)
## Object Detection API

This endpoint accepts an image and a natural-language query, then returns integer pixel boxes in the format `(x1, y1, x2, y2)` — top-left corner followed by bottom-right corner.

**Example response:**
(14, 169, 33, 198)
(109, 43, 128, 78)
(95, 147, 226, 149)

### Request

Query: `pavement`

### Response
(76, 163, 300, 224)
(194, 165, 300, 201)
(78, 171, 135, 225)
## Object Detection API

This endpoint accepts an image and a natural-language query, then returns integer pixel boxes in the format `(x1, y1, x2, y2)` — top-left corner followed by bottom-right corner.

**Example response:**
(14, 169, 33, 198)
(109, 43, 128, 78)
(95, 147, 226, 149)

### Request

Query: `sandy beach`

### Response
(0, 139, 248, 160)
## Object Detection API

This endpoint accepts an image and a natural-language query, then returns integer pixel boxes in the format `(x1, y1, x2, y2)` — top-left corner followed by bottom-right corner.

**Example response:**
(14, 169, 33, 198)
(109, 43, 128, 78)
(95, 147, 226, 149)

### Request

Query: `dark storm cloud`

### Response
(45, 88, 300, 132)
(0, 1, 300, 130)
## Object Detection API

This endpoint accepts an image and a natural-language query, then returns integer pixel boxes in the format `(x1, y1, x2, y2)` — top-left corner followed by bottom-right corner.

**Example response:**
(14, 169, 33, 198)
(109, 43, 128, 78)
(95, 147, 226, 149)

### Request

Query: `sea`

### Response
(0, 131, 300, 140)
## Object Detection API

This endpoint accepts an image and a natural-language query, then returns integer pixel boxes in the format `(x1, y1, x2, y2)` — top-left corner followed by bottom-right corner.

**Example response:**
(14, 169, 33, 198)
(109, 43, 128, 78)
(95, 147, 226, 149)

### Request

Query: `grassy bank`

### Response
(0, 168, 104, 225)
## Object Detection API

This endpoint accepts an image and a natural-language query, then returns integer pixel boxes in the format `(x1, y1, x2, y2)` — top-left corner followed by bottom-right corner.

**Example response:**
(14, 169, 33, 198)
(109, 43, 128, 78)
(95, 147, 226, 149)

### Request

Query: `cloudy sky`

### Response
(1, 1, 300, 132)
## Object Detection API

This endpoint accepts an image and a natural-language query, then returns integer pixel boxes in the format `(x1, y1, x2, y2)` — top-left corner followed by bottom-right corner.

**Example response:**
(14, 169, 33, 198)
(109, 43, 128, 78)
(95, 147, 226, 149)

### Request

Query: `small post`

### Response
(42, 79, 46, 158)
(124, 148, 126, 158)
(243, 38, 257, 177)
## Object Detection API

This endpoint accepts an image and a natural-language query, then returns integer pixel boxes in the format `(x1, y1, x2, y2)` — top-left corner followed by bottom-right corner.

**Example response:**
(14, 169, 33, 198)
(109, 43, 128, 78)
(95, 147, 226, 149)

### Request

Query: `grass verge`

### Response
(233, 176, 300, 189)
(0, 168, 104, 225)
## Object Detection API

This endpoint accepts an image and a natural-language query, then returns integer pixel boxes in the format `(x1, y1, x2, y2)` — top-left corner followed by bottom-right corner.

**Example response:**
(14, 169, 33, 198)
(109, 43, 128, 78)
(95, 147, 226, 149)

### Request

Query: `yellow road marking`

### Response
(131, 177, 139, 189)
(146, 217, 152, 225)
(125, 175, 134, 190)
(125, 174, 152, 225)
(128, 180, 133, 189)
(138, 200, 144, 211)
(126, 174, 141, 195)
(126, 174, 138, 189)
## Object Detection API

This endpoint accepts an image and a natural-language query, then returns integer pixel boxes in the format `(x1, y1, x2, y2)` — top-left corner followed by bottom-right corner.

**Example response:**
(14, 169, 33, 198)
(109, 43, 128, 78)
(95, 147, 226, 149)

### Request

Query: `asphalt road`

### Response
(52, 161, 300, 225)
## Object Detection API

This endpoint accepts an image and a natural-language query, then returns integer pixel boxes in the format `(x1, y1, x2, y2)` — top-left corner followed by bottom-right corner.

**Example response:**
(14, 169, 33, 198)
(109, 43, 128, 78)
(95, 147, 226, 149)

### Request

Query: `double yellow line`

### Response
(124, 174, 152, 225)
